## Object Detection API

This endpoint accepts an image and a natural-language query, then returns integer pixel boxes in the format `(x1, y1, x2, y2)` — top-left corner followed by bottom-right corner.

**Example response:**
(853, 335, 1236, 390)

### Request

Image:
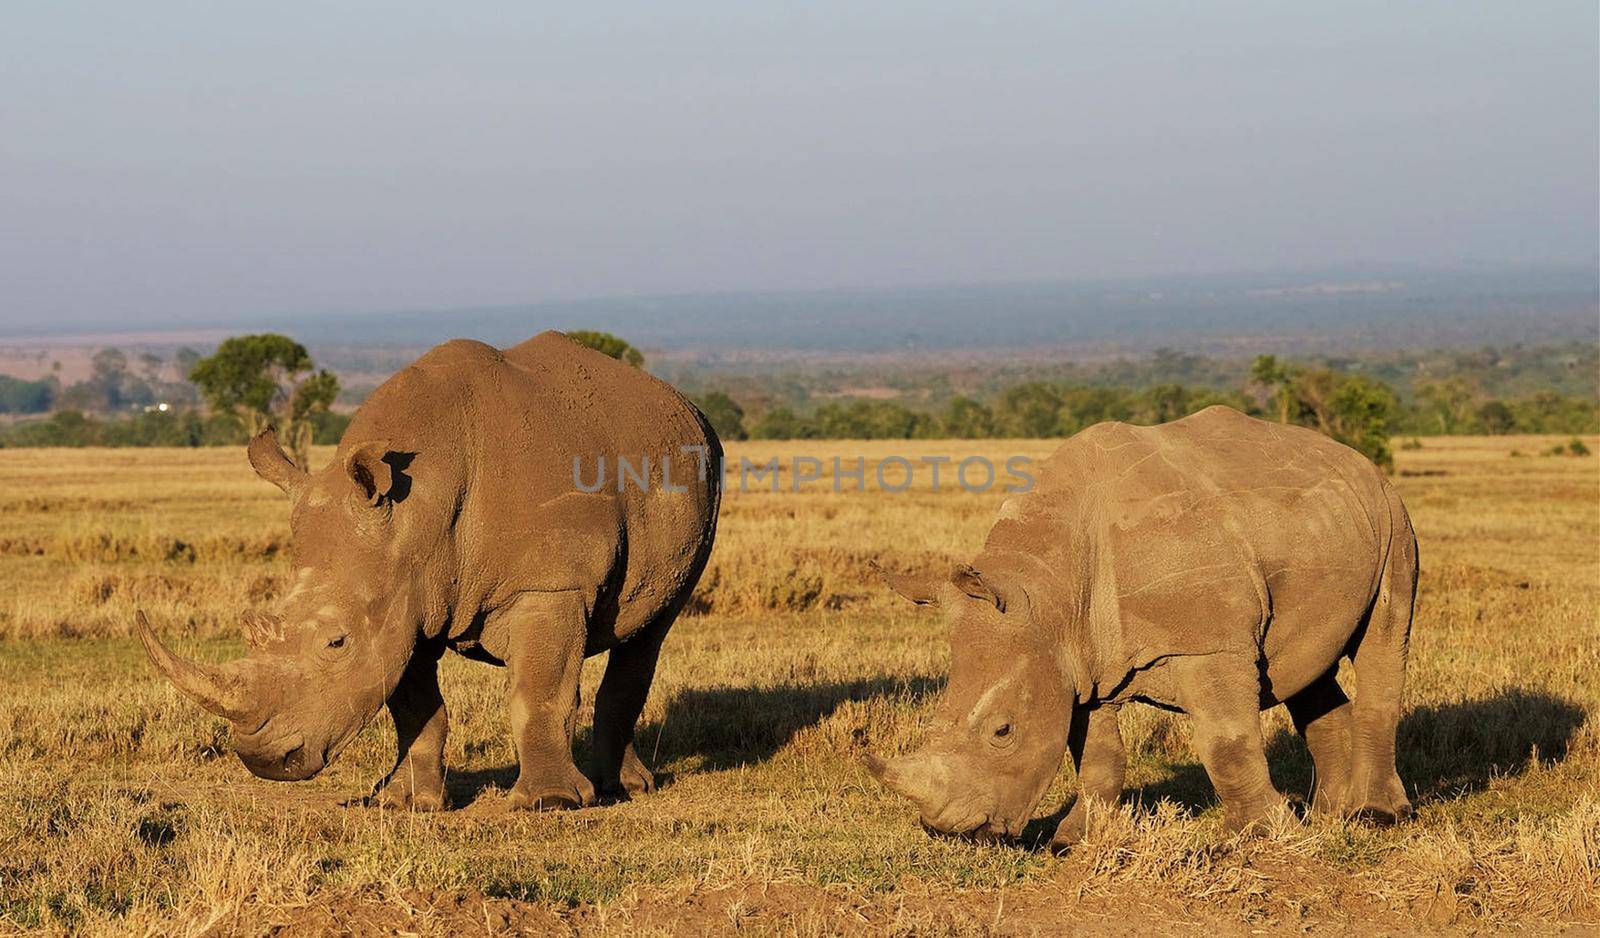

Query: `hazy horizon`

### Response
(3, 2, 1596, 330)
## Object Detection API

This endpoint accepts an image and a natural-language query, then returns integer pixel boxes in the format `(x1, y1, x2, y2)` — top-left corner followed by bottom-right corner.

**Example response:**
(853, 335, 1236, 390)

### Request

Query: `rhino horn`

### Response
(136, 610, 256, 723)
(240, 610, 279, 650)
(248, 429, 308, 499)
(863, 750, 941, 808)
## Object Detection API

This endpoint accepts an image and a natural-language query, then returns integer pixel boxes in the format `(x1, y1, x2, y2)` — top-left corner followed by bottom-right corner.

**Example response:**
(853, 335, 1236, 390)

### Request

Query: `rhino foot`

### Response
(1222, 796, 1297, 838)
(1048, 794, 1111, 853)
(1308, 773, 1353, 817)
(619, 747, 656, 796)
(1048, 814, 1086, 854)
(1349, 773, 1412, 826)
(510, 763, 596, 811)
(592, 744, 659, 802)
(365, 762, 449, 812)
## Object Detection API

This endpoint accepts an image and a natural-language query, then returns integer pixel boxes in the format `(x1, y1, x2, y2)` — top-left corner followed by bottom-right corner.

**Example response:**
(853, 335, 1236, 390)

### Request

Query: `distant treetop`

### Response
(566, 330, 644, 368)
(188, 333, 338, 468)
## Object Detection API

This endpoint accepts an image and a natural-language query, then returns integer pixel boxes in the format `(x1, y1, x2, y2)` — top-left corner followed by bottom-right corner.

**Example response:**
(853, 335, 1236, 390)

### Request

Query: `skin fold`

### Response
(866, 406, 1418, 845)
(140, 332, 721, 810)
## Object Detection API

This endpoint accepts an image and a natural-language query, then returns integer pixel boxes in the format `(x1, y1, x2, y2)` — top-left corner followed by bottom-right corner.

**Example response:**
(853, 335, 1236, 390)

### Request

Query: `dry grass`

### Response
(0, 435, 1595, 934)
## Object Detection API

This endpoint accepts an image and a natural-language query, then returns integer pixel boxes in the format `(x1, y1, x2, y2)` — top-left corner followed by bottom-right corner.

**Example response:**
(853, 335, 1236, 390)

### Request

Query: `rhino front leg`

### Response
(590, 614, 672, 801)
(1050, 703, 1125, 850)
(1177, 654, 1290, 835)
(371, 643, 449, 811)
(502, 591, 597, 811)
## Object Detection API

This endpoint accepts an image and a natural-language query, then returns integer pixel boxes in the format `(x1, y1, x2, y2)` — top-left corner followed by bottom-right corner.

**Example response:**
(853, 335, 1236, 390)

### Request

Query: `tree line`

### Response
(693, 353, 1599, 471)
(0, 347, 201, 415)
(0, 335, 344, 465)
(1, 332, 1594, 472)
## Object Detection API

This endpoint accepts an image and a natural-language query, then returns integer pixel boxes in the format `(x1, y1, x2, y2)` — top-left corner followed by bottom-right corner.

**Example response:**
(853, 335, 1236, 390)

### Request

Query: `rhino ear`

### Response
(872, 561, 942, 606)
(951, 563, 1008, 613)
(345, 442, 396, 505)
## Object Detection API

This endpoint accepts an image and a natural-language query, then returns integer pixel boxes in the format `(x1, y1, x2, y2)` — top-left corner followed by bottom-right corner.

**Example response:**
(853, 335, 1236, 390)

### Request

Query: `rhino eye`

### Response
(994, 723, 1012, 738)
(327, 635, 347, 649)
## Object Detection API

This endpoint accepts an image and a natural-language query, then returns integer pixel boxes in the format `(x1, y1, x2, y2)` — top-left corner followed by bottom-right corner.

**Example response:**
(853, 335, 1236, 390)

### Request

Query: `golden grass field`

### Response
(0, 435, 1596, 935)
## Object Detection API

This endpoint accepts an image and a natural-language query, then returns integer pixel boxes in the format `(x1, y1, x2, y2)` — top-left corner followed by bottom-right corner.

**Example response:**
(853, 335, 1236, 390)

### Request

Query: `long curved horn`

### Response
(136, 610, 255, 722)
(248, 429, 308, 498)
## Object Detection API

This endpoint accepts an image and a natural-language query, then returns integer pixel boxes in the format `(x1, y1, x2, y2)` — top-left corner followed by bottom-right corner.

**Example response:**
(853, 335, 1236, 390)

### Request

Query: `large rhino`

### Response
(866, 406, 1417, 846)
(139, 331, 721, 810)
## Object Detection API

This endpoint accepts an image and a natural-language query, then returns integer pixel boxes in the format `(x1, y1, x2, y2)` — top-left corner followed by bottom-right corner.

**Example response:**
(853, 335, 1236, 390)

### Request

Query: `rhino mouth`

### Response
(238, 731, 325, 781)
(919, 807, 1024, 842)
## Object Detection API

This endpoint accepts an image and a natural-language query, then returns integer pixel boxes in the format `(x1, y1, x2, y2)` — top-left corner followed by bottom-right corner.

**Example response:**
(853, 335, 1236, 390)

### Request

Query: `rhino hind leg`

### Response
(503, 591, 597, 811)
(1177, 654, 1292, 836)
(589, 608, 676, 801)
(1346, 517, 1418, 825)
(1050, 704, 1126, 851)
(1285, 669, 1353, 815)
(370, 645, 449, 811)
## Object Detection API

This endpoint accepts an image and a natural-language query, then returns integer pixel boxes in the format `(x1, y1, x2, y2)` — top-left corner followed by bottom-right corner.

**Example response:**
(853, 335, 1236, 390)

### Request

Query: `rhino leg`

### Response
(503, 591, 597, 811)
(1050, 704, 1125, 851)
(371, 644, 449, 811)
(589, 614, 673, 801)
(1347, 519, 1417, 825)
(1285, 668, 1353, 815)
(1177, 653, 1291, 836)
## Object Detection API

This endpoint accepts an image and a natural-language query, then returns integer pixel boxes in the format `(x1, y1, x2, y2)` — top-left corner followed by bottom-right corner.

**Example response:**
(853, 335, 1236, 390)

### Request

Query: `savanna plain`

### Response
(0, 437, 1595, 935)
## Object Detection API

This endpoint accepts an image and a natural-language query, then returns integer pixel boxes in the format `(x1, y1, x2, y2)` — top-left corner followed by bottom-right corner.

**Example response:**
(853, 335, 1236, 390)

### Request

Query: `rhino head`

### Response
(864, 563, 1073, 840)
(139, 429, 440, 781)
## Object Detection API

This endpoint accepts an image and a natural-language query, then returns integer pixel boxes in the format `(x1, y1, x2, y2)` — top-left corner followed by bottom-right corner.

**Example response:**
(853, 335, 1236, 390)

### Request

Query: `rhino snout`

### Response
(237, 731, 325, 782)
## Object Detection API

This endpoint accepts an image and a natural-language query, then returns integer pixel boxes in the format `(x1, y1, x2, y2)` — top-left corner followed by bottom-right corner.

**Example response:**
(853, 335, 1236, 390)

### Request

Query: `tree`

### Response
(811, 400, 934, 439)
(1143, 383, 1190, 424)
(1058, 386, 1135, 435)
(1250, 355, 1294, 424)
(286, 369, 340, 459)
(174, 347, 201, 377)
(1513, 392, 1598, 434)
(1322, 374, 1398, 471)
(693, 390, 748, 441)
(1246, 355, 1400, 469)
(566, 330, 644, 367)
(138, 352, 165, 385)
(0, 375, 54, 413)
(1415, 378, 1473, 434)
(941, 396, 995, 438)
(188, 334, 339, 468)
(1285, 369, 1398, 470)
(60, 347, 155, 412)
(1476, 400, 1516, 435)
(996, 382, 1063, 437)
(749, 407, 816, 440)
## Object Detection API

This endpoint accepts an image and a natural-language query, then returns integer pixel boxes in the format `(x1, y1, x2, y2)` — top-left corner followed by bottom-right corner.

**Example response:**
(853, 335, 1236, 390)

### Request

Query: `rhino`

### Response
(865, 406, 1417, 846)
(138, 331, 721, 810)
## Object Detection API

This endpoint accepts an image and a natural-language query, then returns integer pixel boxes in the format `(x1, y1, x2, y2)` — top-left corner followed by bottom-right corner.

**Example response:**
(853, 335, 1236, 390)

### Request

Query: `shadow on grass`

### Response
(445, 674, 944, 808)
(1020, 686, 1588, 847)
(1395, 687, 1587, 804)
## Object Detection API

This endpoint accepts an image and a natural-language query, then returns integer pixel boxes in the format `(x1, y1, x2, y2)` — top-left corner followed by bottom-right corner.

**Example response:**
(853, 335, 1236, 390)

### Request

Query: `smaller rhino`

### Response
(865, 406, 1417, 847)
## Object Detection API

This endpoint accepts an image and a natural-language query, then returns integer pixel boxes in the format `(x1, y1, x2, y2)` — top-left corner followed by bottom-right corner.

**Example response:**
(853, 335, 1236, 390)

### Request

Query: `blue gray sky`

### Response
(2, 1, 1596, 329)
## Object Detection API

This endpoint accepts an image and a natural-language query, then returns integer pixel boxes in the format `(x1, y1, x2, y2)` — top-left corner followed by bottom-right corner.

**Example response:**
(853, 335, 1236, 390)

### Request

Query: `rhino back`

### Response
(338, 334, 720, 645)
(987, 406, 1393, 680)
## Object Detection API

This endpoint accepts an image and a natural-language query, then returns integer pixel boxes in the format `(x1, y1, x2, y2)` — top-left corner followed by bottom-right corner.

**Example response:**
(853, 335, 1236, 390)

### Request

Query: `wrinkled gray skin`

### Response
(866, 406, 1418, 846)
(140, 332, 720, 810)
